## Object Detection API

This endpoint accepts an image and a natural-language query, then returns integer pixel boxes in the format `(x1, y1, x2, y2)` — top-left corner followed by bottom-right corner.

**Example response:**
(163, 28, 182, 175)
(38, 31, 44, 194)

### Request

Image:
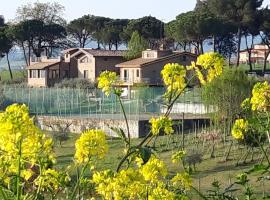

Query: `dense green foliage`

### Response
(54, 78, 95, 89)
(202, 68, 255, 122)
(124, 31, 148, 60)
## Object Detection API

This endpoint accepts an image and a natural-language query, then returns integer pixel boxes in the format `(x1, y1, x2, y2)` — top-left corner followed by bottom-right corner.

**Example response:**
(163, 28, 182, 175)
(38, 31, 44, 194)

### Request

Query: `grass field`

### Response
(0, 69, 26, 81)
(50, 130, 270, 199)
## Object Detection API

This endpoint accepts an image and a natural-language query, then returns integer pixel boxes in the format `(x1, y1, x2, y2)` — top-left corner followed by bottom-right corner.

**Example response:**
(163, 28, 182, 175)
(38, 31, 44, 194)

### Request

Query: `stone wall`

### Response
(36, 116, 144, 138)
(35, 115, 210, 138)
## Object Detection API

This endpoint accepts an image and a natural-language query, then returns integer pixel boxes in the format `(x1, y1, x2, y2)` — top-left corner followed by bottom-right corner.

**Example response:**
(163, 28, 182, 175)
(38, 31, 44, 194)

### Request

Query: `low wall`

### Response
(36, 116, 144, 138)
(35, 115, 210, 138)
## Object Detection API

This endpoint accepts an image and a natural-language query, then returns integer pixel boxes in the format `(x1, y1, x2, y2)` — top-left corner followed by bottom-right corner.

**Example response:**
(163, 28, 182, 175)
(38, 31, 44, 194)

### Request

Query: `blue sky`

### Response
(1, 0, 196, 22)
(1, 0, 270, 22)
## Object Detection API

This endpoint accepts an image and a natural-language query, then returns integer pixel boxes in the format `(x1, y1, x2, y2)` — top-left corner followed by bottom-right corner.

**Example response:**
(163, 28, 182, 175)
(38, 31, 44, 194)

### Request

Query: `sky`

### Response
(1, 0, 197, 22)
(1, 0, 270, 23)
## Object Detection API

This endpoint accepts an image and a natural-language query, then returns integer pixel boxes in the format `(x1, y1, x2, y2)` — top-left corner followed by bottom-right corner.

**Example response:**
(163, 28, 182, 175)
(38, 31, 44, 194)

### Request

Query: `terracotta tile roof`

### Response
(116, 52, 196, 68)
(26, 62, 60, 70)
(82, 49, 127, 57)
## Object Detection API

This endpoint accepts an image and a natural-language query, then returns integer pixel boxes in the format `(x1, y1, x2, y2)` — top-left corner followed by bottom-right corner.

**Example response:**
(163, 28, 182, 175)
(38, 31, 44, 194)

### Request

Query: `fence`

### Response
(2, 85, 205, 119)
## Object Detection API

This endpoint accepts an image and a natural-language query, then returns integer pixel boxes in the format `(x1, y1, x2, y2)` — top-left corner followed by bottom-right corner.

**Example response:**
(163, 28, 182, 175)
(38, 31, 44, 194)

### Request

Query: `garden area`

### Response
(1, 52, 270, 200)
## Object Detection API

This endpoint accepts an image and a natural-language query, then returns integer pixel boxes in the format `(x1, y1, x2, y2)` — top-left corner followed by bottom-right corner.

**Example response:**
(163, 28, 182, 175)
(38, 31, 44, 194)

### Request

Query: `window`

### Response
(124, 69, 128, 80)
(104, 58, 108, 61)
(52, 70, 58, 79)
(31, 70, 38, 78)
(81, 57, 91, 63)
(84, 70, 89, 79)
(63, 70, 69, 78)
(136, 69, 140, 77)
(182, 55, 187, 61)
(40, 70, 45, 78)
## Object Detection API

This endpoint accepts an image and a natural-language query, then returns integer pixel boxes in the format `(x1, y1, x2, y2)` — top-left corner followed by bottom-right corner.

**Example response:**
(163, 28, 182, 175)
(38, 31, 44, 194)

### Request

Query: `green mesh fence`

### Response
(2, 86, 203, 118)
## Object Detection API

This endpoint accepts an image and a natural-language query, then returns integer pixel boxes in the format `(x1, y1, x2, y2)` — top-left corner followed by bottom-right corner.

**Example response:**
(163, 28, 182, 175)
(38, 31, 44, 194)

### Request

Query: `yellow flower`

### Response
(150, 116, 174, 135)
(74, 129, 108, 164)
(148, 183, 175, 200)
(171, 172, 192, 190)
(34, 169, 68, 191)
(194, 52, 224, 85)
(250, 81, 270, 112)
(97, 71, 119, 96)
(232, 119, 249, 140)
(0, 104, 55, 182)
(161, 63, 187, 98)
(171, 150, 186, 163)
(140, 156, 167, 183)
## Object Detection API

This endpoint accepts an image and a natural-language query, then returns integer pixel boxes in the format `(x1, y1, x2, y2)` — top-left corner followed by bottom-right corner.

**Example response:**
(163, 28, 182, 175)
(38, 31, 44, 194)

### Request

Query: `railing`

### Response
(119, 77, 151, 85)
(30, 56, 61, 64)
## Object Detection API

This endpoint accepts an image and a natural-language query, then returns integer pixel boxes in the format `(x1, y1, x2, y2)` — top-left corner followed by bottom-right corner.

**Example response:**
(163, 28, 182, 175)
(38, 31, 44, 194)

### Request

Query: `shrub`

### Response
(202, 68, 255, 123)
(54, 78, 96, 89)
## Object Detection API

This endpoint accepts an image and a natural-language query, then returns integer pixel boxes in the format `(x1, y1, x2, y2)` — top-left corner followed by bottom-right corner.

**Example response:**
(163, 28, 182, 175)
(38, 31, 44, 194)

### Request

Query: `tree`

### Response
(124, 31, 148, 60)
(16, 1, 66, 25)
(215, 34, 237, 65)
(0, 23, 13, 79)
(91, 16, 111, 49)
(260, 8, 270, 72)
(8, 20, 67, 63)
(165, 20, 190, 51)
(207, 0, 263, 66)
(123, 16, 164, 49)
(202, 68, 255, 131)
(99, 19, 129, 50)
(67, 15, 95, 48)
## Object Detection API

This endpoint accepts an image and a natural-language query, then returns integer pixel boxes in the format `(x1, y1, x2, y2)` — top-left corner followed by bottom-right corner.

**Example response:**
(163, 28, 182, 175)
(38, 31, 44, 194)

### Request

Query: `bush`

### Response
(0, 86, 4, 109)
(202, 68, 255, 123)
(54, 78, 96, 89)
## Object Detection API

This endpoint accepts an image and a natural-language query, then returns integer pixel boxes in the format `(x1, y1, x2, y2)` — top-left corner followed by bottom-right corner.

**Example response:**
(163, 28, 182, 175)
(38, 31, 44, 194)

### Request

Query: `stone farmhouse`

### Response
(240, 44, 270, 64)
(27, 48, 197, 87)
(27, 48, 126, 87)
(116, 49, 197, 86)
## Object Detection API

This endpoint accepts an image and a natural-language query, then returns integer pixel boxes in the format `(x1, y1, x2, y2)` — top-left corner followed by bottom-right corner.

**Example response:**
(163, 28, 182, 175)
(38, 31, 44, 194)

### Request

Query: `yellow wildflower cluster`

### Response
(171, 172, 192, 190)
(161, 63, 187, 95)
(97, 71, 119, 96)
(140, 156, 167, 183)
(250, 81, 270, 112)
(0, 104, 55, 182)
(232, 119, 249, 140)
(75, 129, 108, 164)
(171, 150, 186, 164)
(150, 116, 174, 135)
(241, 98, 252, 112)
(92, 156, 181, 200)
(192, 52, 224, 85)
(34, 169, 70, 192)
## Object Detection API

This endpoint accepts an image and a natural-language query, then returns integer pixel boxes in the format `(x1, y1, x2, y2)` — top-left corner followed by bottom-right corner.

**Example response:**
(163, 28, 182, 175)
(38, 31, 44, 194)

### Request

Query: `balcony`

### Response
(30, 56, 61, 65)
(119, 77, 150, 85)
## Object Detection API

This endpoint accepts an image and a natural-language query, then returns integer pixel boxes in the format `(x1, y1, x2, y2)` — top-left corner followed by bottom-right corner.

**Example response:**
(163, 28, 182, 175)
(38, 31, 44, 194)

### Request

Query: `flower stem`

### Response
(16, 139, 22, 200)
(117, 94, 131, 146)
(70, 163, 88, 200)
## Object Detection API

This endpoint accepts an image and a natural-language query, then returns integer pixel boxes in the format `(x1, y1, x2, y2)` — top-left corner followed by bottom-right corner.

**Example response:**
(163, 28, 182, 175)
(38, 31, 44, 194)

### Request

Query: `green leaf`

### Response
(139, 147, 152, 164)
(110, 127, 129, 145)
(247, 164, 269, 174)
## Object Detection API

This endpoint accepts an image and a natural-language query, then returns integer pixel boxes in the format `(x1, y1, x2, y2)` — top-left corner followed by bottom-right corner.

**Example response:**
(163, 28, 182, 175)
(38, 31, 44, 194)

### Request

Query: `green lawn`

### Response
(0, 69, 26, 81)
(51, 131, 270, 199)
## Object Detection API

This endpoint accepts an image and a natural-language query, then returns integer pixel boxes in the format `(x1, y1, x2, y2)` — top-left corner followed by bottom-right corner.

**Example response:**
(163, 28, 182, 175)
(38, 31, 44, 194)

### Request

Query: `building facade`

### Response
(239, 44, 270, 64)
(27, 48, 126, 87)
(116, 49, 197, 86)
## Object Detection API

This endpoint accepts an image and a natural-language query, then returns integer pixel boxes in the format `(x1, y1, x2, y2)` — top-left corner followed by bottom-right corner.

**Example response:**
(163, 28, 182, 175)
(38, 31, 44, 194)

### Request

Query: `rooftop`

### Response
(65, 48, 127, 57)
(27, 62, 60, 70)
(116, 51, 196, 68)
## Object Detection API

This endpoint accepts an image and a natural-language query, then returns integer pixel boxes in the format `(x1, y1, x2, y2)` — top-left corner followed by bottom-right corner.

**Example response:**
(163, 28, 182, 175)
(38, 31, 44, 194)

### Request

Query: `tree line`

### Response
(0, 0, 270, 79)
